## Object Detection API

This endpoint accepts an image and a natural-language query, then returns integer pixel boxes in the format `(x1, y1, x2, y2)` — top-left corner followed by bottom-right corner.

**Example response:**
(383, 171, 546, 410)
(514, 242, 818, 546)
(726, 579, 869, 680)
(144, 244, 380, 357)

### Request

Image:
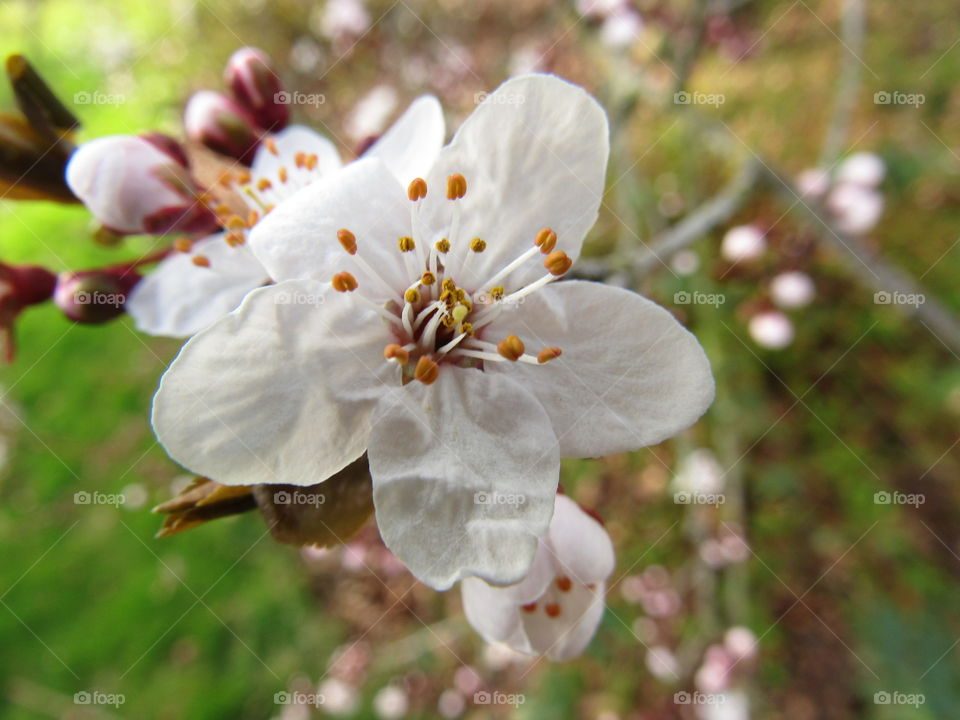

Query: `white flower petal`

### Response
(364, 95, 445, 187)
(251, 124, 342, 180)
(487, 280, 714, 457)
(152, 280, 396, 487)
(418, 74, 609, 292)
(521, 584, 605, 660)
(368, 368, 560, 590)
(247, 158, 411, 296)
(126, 234, 268, 338)
(66, 135, 186, 234)
(461, 577, 530, 651)
(547, 494, 614, 585)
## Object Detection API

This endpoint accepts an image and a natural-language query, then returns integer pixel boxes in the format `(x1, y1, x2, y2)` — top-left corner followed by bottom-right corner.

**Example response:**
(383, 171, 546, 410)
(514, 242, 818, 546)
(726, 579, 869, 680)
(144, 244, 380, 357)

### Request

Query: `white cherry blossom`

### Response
(461, 494, 614, 660)
(151, 74, 715, 589)
(126, 96, 445, 337)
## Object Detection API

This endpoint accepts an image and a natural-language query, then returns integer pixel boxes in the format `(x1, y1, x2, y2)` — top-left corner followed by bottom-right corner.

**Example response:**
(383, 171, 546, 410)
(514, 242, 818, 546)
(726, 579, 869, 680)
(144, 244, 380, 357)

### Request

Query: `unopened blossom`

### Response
(151, 74, 714, 589)
(184, 90, 262, 162)
(224, 47, 290, 131)
(126, 96, 444, 338)
(721, 225, 766, 262)
(53, 268, 140, 324)
(748, 310, 793, 349)
(66, 134, 218, 235)
(461, 494, 614, 660)
(835, 151, 885, 188)
(828, 182, 884, 235)
(770, 270, 814, 309)
(0, 262, 57, 361)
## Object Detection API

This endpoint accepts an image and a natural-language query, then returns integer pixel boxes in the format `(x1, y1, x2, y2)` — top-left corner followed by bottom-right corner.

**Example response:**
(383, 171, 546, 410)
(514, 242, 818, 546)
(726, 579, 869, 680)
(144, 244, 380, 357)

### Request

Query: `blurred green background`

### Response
(1, 0, 959, 718)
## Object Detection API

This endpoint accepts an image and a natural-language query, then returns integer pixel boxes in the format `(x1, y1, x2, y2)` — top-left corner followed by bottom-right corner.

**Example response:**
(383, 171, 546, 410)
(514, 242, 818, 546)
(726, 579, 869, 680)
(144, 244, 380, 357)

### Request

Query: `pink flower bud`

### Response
(66, 135, 218, 236)
(224, 47, 289, 131)
(184, 90, 261, 163)
(139, 132, 190, 167)
(0, 262, 57, 361)
(748, 311, 794, 350)
(53, 269, 141, 324)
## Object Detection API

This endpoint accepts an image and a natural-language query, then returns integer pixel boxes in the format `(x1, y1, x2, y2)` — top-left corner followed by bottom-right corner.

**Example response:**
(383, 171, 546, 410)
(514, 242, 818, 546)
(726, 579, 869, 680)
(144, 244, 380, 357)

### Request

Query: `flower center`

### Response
(332, 173, 568, 385)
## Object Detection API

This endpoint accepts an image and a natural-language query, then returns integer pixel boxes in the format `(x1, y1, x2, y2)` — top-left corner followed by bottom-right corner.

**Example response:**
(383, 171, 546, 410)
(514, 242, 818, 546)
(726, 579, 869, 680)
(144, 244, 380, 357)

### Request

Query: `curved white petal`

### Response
(252, 124, 342, 181)
(547, 494, 615, 585)
(461, 578, 528, 651)
(368, 368, 560, 590)
(152, 280, 397, 487)
(126, 234, 268, 338)
(527, 585, 605, 661)
(418, 74, 609, 292)
(365, 95, 445, 187)
(66, 135, 187, 234)
(487, 280, 715, 457)
(247, 158, 412, 297)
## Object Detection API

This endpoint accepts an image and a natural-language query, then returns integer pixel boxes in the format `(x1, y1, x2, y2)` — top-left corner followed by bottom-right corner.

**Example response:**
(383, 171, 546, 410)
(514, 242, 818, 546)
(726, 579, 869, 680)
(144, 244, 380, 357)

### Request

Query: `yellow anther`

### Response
(236, 170, 252, 185)
(497, 334, 525, 361)
(278, 166, 288, 183)
(544, 250, 573, 276)
(256, 177, 272, 192)
(452, 304, 470, 324)
(442, 279, 457, 293)
(407, 177, 428, 201)
(384, 344, 410, 365)
(264, 137, 278, 155)
(398, 236, 416, 253)
(173, 237, 193, 253)
(489, 286, 505, 301)
(337, 229, 358, 255)
(225, 231, 245, 247)
(455, 289, 467, 302)
(217, 172, 234, 188)
(414, 356, 440, 385)
(446, 173, 467, 200)
(537, 347, 563, 364)
(556, 576, 573, 592)
(305, 154, 318, 171)
(248, 210, 260, 226)
(214, 203, 232, 216)
(460, 322, 475, 336)
(435, 239, 451, 254)
(332, 271, 359, 292)
(545, 603, 562, 618)
(441, 314, 457, 328)
(535, 228, 558, 254)
(226, 215, 247, 231)
(294, 151, 307, 169)
(404, 288, 421, 304)
(192, 254, 210, 268)
(439, 290, 454, 305)
(420, 271, 436, 286)
(470, 237, 486, 253)
(521, 602, 537, 613)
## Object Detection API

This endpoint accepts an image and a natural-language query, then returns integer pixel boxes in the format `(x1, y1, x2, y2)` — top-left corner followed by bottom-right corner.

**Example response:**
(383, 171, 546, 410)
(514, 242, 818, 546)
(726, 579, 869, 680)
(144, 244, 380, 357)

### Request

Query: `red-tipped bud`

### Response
(224, 47, 290, 132)
(53, 269, 141, 324)
(66, 135, 218, 236)
(139, 132, 190, 168)
(184, 90, 261, 164)
(0, 262, 58, 361)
